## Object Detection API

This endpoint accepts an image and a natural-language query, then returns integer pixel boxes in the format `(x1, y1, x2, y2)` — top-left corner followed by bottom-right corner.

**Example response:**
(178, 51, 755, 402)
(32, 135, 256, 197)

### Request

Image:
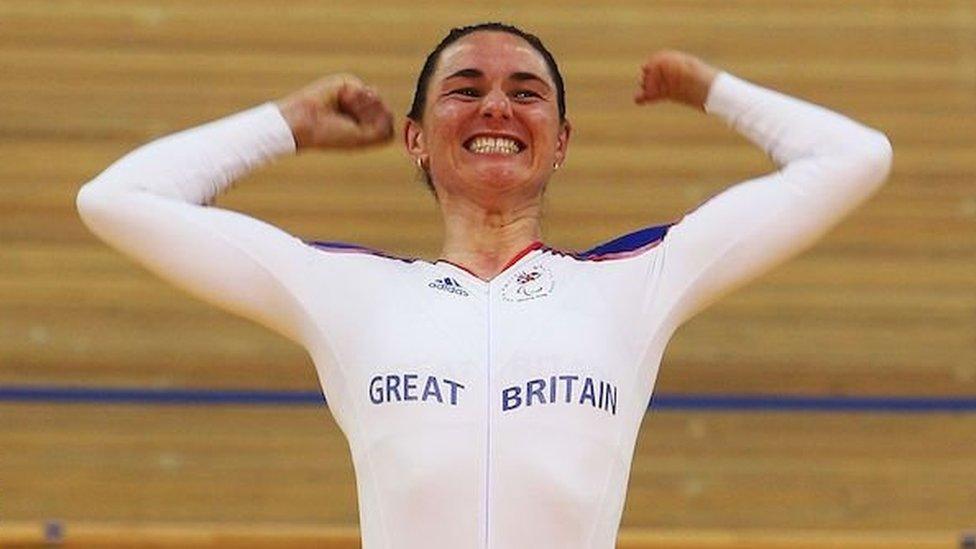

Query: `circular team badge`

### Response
(502, 264, 554, 302)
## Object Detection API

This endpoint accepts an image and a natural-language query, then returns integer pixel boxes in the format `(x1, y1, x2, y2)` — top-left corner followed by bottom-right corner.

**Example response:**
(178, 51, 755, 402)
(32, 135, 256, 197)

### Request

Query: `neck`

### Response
(438, 193, 544, 281)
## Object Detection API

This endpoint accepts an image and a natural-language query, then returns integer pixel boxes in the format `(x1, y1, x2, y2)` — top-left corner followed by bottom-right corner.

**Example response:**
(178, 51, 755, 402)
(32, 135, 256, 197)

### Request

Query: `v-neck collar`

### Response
(434, 241, 545, 284)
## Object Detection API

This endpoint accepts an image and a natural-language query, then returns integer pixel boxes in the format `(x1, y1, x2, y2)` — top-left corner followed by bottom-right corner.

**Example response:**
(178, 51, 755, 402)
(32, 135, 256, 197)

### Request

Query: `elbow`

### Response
(855, 130, 894, 188)
(75, 179, 120, 233)
(75, 181, 103, 225)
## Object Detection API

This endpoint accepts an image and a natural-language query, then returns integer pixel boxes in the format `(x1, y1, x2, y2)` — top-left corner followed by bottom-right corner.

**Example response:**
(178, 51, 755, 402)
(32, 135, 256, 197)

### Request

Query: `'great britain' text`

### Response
(369, 374, 464, 406)
(502, 375, 617, 415)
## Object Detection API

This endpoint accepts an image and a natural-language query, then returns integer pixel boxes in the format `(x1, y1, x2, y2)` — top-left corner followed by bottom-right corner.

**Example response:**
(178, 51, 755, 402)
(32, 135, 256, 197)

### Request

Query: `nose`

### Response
(479, 88, 512, 120)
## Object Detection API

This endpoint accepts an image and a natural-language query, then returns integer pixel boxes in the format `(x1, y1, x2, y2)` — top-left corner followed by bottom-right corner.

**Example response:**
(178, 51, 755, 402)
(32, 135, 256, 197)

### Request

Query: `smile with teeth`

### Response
(465, 136, 524, 155)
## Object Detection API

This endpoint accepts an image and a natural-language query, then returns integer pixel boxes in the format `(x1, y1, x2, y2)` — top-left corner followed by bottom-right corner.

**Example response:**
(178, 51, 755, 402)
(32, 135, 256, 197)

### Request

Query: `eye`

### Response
(450, 87, 481, 98)
(513, 89, 541, 100)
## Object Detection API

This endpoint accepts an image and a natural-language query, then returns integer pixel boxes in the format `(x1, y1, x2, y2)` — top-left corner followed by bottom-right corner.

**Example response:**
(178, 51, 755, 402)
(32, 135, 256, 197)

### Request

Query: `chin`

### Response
(472, 165, 530, 190)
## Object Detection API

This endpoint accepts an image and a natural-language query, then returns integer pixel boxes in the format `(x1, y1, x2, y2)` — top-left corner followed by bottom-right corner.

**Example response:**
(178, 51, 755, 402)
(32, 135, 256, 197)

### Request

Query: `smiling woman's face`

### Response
(405, 31, 570, 202)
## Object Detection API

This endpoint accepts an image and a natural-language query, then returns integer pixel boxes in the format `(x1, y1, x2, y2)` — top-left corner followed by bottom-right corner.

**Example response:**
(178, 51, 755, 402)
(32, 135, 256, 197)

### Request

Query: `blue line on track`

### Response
(0, 386, 323, 405)
(649, 394, 976, 412)
(1, 385, 975, 412)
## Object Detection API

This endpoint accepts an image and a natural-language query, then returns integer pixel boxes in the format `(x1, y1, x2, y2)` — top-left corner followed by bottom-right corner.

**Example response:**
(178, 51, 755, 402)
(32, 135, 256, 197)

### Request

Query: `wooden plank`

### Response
(2, 405, 975, 529)
(0, 522, 960, 548)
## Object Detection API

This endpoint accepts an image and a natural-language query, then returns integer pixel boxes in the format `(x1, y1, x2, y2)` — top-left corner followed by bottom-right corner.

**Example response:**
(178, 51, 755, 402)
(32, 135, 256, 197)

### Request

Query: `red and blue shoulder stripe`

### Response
(574, 223, 674, 261)
(304, 240, 419, 264)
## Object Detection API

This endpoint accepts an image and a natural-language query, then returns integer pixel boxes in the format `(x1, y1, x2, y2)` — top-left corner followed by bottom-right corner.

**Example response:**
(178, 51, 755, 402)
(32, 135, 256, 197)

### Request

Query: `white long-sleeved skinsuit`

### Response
(76, 73, 892, 549)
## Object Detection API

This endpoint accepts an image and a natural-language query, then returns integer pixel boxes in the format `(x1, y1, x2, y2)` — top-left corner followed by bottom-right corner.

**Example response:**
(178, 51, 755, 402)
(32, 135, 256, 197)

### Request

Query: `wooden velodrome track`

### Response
(1, 0, 974, 546)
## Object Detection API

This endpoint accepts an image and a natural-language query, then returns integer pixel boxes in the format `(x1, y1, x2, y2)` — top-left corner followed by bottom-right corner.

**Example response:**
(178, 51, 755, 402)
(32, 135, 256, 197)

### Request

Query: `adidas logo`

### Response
(428, 277, 469, 297)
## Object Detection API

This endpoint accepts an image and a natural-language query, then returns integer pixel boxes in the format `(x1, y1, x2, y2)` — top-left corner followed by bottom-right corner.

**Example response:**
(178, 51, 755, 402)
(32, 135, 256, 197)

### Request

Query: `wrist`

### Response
(274, 98, 311, 150)
(689, 63, 720, 111)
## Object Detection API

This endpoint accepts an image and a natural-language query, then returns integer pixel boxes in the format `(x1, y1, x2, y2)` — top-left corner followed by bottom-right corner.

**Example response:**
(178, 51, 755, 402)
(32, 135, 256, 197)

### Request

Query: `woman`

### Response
(77, 22, 891, 549)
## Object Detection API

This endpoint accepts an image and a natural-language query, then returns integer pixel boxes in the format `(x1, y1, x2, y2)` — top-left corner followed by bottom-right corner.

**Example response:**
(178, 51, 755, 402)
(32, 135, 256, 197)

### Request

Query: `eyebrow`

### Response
(445, 68, 484, 80)
(444, 68, 552, 90)
(511, 71, 551, 90)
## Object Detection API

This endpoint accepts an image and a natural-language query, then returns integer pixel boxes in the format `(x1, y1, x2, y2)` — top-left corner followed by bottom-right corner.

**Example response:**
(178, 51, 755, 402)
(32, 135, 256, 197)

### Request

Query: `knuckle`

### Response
(335, 72, 362, 83)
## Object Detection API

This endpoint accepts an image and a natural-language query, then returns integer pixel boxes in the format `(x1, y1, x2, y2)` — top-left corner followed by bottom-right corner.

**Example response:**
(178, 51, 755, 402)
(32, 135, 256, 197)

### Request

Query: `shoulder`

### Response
(303, 240, 424, 269)
(303, 240, 420, 263)
(571, 223, 675, 262)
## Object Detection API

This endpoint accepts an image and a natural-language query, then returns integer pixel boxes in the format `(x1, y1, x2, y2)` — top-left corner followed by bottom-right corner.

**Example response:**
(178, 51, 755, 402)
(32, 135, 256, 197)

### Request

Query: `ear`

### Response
(403, 118, 428, 165)
(554, 119, 571, 168)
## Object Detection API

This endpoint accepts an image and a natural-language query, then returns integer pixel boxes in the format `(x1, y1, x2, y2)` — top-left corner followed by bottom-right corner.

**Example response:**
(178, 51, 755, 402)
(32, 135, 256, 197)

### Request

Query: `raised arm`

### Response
(635, 52, 893, 327)
(76, 75, 394, 345)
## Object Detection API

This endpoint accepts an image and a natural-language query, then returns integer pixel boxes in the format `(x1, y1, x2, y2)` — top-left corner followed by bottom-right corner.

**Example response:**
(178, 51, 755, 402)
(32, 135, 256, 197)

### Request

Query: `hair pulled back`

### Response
(407, 22, 566, 123)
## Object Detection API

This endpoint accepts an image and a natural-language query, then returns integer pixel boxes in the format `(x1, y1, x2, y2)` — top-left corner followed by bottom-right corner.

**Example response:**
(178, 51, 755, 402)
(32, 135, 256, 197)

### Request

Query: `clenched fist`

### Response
(276, 74, 395, 151)
(634, 50, 720, 111)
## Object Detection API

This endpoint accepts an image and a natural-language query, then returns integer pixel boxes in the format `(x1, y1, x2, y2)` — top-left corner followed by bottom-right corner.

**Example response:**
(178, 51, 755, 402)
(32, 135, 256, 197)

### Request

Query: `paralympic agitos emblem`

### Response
(502, 264, 554, 302)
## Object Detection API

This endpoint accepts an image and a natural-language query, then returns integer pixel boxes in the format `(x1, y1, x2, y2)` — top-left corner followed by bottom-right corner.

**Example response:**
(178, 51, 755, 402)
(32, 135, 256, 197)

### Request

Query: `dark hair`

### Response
(407, 22, 566, 123)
